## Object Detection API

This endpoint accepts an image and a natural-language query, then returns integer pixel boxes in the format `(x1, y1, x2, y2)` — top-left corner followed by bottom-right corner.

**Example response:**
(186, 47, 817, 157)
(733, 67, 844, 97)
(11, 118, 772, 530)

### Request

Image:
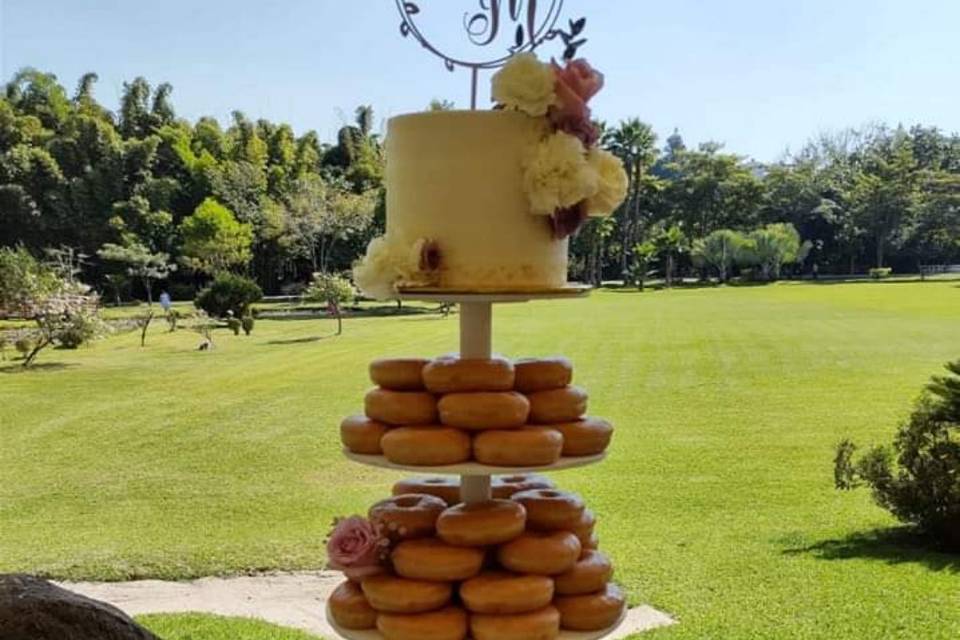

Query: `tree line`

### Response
(1, 69, 958, 302)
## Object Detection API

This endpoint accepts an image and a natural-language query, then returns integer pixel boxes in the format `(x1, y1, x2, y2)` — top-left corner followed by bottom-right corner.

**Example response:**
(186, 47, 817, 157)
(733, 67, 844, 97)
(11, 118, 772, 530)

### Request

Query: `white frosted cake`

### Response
(354, 53, 627, 298)
(386, 110, 563, 290)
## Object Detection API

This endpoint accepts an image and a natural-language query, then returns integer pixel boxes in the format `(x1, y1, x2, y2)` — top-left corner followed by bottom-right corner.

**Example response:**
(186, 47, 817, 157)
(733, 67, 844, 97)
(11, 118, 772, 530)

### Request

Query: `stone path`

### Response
(61, 571, 676, 639)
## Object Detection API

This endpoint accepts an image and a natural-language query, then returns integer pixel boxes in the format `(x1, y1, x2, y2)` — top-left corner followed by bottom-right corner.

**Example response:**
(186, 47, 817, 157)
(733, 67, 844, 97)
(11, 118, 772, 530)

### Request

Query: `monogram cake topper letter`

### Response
(396, 0, 588, 108)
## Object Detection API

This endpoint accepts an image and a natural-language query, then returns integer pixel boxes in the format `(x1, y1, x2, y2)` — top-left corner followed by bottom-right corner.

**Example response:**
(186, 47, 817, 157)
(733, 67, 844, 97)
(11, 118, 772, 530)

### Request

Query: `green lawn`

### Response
(2, 282, 959, 639)
(137, 613, 318, 640)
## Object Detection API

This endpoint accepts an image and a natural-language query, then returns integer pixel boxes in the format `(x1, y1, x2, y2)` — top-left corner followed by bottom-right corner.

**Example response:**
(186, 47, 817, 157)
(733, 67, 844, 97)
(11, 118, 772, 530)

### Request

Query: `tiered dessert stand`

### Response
(326, 287, 627, 640)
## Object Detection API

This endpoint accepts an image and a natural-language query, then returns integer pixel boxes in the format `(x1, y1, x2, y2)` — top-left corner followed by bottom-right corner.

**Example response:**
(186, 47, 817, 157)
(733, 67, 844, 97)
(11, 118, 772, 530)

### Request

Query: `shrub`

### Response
(241, 315, 255, 336)
(14, 336, 34, 355)
(869, 267, 893, 279)
(226, 317, 242, 336)
(56, 311, 107, 349)
(835, 360, 960, 548)
(194, 273, 263, 318)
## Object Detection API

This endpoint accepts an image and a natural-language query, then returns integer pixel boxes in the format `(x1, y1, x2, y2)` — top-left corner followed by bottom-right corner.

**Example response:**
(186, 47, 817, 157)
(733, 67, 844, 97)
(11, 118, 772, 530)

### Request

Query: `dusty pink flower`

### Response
(326, 516, 383, 576)
(556, 59, 605, 102)
(550, 59, 604, 146)
(549, 201, 589, 239)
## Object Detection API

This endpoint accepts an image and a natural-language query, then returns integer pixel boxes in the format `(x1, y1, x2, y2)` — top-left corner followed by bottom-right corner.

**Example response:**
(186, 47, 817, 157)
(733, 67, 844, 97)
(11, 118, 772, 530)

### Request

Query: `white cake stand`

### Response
(327, 288, 627, 639)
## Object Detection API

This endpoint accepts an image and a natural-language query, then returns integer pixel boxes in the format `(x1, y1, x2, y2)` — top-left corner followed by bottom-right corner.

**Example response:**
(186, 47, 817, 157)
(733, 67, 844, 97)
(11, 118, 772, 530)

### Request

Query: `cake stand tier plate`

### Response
(326, 603, 627, 640)
(343, 450, 606, 476)
(397, 284, 591, 303)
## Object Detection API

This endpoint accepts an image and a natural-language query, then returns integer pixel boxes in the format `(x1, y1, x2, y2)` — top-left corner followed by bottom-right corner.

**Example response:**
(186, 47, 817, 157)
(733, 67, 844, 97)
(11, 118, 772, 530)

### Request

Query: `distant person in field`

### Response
(159, 290, 172, 312)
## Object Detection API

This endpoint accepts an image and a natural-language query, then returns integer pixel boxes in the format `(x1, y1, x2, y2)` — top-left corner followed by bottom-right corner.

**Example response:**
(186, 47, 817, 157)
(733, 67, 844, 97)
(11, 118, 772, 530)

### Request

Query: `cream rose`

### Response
(585, 148, 629, 217)
(352, 235, 437, 300)
(522, 131, 599, 216)
(491, 52, 557, 117)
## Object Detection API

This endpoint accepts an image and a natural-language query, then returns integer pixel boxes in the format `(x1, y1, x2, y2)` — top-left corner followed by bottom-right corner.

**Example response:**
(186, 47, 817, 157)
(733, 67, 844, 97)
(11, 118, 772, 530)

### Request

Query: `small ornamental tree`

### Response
(305, 272, 356, 335)
(627, 241, 657, 291)
(0, 246, 104, 367)
(693, 229, 745, 283)
(98, 236, 177, 306)
(835, 360, 960, 548)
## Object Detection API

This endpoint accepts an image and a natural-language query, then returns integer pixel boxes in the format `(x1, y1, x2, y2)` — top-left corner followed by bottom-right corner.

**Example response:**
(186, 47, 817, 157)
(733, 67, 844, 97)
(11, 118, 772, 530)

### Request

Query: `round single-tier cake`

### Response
(385, 110, 564, 291)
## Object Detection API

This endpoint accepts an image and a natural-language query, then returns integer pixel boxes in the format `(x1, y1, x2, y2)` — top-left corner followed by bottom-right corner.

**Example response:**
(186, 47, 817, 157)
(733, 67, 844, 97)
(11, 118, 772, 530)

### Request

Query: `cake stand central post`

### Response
(459, 300, 493, 504)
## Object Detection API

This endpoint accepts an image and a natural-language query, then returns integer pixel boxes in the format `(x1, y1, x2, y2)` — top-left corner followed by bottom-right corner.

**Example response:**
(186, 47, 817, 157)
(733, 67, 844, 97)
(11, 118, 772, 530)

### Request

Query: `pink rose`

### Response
(550, 59, 604, 146)
(326, 516, 383, 577)
(557, 59, 605, 102)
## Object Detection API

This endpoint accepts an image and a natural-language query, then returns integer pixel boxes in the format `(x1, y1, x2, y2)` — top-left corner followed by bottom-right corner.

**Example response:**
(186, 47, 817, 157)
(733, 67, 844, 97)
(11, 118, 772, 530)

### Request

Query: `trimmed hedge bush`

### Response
(194, 274, 263, 318)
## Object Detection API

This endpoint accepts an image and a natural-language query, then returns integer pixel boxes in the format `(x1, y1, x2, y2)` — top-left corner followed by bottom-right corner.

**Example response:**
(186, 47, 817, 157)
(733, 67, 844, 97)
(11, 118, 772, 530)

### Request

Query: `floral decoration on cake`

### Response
(326, 515, 390, 579)
(352, 52, 627, 299)
(494, 53, 628, 239)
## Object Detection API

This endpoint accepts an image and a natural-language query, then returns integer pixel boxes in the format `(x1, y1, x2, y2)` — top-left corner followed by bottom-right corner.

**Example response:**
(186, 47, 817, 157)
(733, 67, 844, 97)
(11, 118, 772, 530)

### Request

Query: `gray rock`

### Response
(0, 574, 160, 640)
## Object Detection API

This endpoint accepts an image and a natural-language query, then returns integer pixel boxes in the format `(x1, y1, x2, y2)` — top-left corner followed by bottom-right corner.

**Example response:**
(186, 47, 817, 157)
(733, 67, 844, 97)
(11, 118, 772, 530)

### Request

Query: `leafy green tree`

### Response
(849, 128, 919, 268)
(279, 176, 376, 273)
(179, 198, 253, 275)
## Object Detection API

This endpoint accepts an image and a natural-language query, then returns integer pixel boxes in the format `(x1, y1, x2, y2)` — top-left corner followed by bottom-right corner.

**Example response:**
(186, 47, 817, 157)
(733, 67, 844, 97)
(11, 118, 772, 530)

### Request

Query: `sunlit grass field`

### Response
(2, 281, 958, 639)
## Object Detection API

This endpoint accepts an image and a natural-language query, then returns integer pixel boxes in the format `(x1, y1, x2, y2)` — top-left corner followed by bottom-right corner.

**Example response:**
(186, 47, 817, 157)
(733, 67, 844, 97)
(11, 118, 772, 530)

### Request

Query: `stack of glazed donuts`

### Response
(340, 356, 614, 467)
(328, 474, 625, 640)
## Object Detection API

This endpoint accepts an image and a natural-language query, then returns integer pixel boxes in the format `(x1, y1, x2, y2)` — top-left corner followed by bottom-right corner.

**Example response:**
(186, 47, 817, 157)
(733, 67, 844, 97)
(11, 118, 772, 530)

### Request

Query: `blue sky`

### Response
(1, 0, 957, 162)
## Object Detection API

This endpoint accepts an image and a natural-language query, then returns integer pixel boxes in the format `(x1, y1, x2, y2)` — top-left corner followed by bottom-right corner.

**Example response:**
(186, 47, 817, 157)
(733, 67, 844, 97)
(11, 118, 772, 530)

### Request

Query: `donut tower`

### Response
(327, 297, 625, 640)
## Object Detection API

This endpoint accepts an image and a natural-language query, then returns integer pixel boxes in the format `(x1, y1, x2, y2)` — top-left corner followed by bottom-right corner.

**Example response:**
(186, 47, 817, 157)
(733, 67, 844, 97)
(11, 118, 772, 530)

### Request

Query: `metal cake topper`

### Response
(396, 1, 588, 108)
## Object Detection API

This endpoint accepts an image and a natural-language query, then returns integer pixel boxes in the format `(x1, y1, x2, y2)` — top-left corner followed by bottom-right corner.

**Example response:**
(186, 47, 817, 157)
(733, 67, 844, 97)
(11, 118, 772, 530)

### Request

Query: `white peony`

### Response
(491, 52, 557, 117)
(585, 148, 629, 217)
(352, 235, 435, 300)
(522, 131, 599, 216)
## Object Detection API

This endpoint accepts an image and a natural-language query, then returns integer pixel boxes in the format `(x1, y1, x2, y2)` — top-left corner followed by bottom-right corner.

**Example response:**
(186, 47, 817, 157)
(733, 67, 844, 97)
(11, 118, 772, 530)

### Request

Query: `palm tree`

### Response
(606, 119, 658, 280)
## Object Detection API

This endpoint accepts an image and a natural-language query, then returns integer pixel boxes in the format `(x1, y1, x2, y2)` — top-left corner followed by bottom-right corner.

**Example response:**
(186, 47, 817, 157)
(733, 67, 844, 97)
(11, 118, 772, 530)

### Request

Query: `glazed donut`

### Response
(393, 476, 461, 505)
(360, 573, 452, 613)
(436, 499, 526, 546)
(584, 532, 600, 549)
(459, 571, 554, 614)
(571, 508, 596, 546)
(437, 392, 529, 430)
(527, 385, 588, 424)
(369, 358, 428, 391)
(369, 494, 446, 540)
(340, 415, 389, 455)
(376, 605, 468, 640)
(514, 356, 574, 393)
(552, 417, 613, 456)
(497, 530, 581, 575)
(392, 537, 485, 582)
(554, 550, 613, 595)
(470, 606, 561, 640)
(381, 427, 471, 466)
(511, 489, 585, 531)
(365, 388, 437, 426)
(328, 580, 377, 630)
(491, 473, 555, 499)
(422, 357, 515, 393)
(473, 427, 563, 467)
(554, 583, 626, 631)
